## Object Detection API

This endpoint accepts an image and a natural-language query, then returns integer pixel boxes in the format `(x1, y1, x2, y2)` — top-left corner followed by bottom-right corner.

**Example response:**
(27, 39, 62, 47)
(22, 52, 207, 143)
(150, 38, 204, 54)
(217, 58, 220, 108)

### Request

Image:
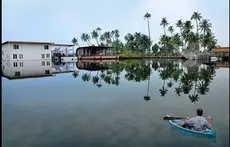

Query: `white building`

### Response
(1, 41, 73, 61)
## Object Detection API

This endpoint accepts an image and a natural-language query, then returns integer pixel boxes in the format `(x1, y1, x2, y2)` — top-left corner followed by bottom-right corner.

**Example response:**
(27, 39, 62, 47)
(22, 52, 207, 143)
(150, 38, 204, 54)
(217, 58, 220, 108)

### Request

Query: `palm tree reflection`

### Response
(73, 60, 216, 103)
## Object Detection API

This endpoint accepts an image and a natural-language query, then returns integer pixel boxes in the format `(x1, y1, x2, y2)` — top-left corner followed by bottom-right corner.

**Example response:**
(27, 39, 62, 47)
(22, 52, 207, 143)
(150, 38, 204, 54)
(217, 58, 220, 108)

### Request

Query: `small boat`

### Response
(167, 115, 216, 138)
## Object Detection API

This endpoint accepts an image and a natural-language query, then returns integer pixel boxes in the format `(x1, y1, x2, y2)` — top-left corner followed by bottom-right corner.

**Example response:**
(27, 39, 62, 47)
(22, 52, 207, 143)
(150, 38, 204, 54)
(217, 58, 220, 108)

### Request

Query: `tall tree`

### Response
(160, 17, 169, 36)
(176, 19, 184, 48)
(199, 19, 212, 35)
(92, 30, 99, 46)
(111, 30, 115, 42)
(81, 33, 88, 45)
(114, 29, 120, 41)
(96, 27, 102, 36)
(100, 34, 106, 45)
(176, 19, 183, 36)
(71, 37, 79, 46)
(144, 12, 151, 51)
(182, 21, 193, 47)
(104, 31, 112, 45)
(168, 26, 174, 36)
(191, 11, 202, 36)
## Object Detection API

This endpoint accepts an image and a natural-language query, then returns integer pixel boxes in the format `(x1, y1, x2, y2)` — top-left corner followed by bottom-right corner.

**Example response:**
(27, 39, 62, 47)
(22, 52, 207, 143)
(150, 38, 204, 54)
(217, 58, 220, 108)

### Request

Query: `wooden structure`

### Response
(76, 60, 116, 71)
(212, 47, 230, 61)
(76, 46, 119, 60)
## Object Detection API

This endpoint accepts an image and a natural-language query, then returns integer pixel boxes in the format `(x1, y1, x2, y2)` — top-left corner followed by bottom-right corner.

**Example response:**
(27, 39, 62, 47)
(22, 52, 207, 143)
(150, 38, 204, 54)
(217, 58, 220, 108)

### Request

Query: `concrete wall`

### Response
(2, 43, 52, 61)
(1, 44, 11, 61)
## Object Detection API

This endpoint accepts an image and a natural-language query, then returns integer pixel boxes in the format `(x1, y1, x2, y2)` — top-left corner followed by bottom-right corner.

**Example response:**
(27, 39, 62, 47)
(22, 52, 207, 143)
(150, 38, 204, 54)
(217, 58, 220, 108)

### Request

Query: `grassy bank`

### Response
(119, 50, 185, 59)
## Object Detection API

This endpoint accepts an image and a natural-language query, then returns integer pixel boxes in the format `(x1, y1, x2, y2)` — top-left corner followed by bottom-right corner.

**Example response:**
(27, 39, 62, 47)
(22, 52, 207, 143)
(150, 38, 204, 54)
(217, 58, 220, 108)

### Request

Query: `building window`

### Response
(15, 71, 20, 77)
(41, 61, 45, 66)
(13, 54, 17, 59)
(41, 54, 45, 59)
(13, 44, 19, 49)
(20, 62, 23, 67)
(46, 54, 50, 58)
(44, 45, 49, 50)
(13, 62, 18, 67)
(45, 70, 50, 74)
(46, 61, 50, 66)
(19, 54, 23, 59)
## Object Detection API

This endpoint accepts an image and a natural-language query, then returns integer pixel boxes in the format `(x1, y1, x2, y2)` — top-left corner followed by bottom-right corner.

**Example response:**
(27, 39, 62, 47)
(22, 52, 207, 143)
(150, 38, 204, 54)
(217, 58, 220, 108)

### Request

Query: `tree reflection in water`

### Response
(74, 60, 216, 103)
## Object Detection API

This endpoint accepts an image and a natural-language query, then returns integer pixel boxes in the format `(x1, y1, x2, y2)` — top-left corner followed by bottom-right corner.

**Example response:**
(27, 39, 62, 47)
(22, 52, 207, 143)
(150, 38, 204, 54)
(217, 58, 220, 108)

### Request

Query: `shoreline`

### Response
(119, 56, 186, 60)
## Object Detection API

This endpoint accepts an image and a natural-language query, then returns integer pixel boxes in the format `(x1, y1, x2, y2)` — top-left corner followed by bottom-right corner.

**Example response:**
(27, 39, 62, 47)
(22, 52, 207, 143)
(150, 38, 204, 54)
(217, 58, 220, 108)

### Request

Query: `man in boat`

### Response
(182, 108, 212, 131)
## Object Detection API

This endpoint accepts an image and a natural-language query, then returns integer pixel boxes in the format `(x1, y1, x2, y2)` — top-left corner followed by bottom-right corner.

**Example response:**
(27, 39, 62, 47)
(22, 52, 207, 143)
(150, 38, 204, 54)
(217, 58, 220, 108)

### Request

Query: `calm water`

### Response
(2, 59, 229, 147)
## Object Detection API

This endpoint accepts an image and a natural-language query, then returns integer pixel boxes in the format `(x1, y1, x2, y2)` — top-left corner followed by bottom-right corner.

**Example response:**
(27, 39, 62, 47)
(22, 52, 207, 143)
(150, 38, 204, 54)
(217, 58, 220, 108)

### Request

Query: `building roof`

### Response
(77, 46, 112, 50)
(212, 47, 230, 53)
(53, 44, 73, 47)
(1, 41, 73, 46)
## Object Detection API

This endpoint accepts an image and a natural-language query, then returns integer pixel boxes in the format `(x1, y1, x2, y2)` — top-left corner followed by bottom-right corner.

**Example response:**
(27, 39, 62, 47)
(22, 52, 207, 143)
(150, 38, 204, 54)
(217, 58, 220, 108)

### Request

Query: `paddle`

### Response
(163, 116, 212, 122)
(163, 116, 188, 120)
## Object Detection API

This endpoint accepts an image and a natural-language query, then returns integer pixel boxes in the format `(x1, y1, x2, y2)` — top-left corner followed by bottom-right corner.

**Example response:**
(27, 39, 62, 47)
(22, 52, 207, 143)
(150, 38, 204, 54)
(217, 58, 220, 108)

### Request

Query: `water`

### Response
(2, 59, 229, 147)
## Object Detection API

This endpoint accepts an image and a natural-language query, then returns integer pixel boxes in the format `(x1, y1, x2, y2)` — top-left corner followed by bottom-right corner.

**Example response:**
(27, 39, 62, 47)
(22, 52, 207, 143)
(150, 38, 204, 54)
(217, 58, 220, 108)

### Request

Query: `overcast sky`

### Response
(2, 0, 229, 46)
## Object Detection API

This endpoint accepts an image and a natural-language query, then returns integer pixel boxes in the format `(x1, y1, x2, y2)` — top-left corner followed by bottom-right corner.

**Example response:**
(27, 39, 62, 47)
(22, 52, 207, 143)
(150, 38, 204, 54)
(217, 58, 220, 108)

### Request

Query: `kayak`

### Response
(167, 115, 216, 138)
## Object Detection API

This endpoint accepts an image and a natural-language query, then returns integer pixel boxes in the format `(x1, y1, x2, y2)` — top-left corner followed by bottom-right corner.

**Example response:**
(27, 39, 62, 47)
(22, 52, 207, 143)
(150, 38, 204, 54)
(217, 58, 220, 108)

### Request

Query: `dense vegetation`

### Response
(72, 11, 217, 56)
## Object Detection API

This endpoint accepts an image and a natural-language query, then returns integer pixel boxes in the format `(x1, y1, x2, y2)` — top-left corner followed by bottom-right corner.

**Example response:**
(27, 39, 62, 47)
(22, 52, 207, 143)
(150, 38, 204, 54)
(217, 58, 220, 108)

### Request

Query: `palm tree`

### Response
(172, 33, 183, 50)
(104, 31, 112, 45)
(100, 34, 106, 45)
(81, 33, 92, 46)
(144, 12, 151, 51)
(182, 21, 193, 47)
(72, 70, 79, 78)
(188, 94, 199, 103)
(175, 87, 182, 96)
(85, 34, 92, 45)
(159, 85, 168, 96)
(199, 19, 212, 35)
(96, 27, 102, 36)
(160, 17, 169, 36)
(111, 30, 115, 42)
(92, 30, 99, 46)
(191, 12, 202, 36)
(72, 37, 78, 46)
(183, 21, 193, 34)
(176, 19, 183, 36)
(176, 19, 184, 48)
(81, 33, 87, 45)
(114, 29, 120, 41)
(197, 81, 209, 95)
(81, 73, 91, 81)
(168, 26, 174, 36)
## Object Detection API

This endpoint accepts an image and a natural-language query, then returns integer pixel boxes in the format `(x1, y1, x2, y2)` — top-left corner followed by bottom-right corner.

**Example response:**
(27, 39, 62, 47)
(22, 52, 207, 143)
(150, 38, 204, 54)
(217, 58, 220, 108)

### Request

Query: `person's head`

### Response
(197, 108, 203, 116)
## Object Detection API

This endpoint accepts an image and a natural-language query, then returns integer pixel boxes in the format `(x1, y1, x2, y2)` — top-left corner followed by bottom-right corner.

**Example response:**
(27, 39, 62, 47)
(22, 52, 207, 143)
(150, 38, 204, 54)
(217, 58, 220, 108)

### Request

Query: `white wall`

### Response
(2, 60, 53, 79)
(2, 43, 52, 61)
(1, 44, 11, 61)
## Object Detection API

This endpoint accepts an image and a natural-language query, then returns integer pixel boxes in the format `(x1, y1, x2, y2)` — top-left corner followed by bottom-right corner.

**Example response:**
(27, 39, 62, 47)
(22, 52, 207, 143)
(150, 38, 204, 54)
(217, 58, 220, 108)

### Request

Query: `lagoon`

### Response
(2, 59, 229, 147)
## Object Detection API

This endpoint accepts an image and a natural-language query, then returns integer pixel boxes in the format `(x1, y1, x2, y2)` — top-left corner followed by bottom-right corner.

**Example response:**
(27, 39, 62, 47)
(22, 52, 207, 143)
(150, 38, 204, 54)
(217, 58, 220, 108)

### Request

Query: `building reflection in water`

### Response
(2, 60, 76, 80)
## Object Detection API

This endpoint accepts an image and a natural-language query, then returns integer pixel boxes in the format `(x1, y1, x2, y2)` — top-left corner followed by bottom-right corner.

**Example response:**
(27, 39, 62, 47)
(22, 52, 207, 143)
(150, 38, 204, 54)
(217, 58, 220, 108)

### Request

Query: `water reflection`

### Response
(2, 60, 75, 80)
(72, 59, 216, 103)
(2, 59, 218, 103)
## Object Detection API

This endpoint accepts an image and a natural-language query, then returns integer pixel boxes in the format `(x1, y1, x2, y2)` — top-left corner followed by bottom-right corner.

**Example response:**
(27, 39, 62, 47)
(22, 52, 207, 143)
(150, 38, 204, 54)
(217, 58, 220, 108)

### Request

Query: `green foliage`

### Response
(124, 32, 151, 53)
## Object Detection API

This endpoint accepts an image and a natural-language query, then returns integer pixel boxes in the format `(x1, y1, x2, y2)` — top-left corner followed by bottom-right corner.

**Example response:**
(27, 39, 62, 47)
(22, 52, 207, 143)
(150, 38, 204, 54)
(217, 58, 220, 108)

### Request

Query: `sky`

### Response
(2, 0, 229, 46)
